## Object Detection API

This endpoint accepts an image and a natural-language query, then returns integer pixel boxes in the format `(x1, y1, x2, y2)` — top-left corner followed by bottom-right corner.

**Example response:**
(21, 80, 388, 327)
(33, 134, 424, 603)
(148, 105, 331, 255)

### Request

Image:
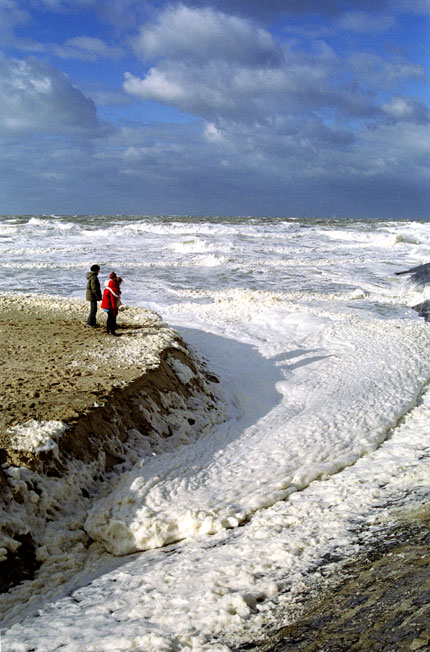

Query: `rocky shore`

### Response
(237, 504, 430, 652)
(0, 293, 225, 603)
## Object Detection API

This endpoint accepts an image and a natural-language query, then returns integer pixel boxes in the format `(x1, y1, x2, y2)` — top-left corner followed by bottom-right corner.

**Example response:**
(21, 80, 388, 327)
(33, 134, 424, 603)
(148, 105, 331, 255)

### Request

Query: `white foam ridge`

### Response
(84, 314, 430, 555)
(7, 420, 67, 453)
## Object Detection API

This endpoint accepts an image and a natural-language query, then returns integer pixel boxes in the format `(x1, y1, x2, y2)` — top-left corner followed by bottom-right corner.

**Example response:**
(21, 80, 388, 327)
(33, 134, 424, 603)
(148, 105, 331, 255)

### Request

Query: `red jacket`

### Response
(101, 279, 120, 315)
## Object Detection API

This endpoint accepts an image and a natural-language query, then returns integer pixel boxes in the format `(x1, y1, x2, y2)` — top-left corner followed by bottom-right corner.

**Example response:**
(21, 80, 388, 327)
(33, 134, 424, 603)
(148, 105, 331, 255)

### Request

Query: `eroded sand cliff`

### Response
(0, 293, 226, 598)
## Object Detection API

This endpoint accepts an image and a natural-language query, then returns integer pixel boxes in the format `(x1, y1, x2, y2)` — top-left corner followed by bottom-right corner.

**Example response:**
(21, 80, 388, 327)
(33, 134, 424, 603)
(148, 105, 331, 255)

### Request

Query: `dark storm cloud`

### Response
(0, 54, 104, 134)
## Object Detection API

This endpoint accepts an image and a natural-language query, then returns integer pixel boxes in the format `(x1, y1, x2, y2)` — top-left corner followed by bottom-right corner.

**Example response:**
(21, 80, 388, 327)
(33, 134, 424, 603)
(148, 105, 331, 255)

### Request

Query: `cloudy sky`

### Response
(0, 0, 429, 218)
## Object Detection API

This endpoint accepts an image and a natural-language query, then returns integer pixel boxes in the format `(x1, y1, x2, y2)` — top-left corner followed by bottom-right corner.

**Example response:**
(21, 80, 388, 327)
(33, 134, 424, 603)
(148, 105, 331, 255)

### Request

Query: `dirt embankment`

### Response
(0, 293, 224, 594)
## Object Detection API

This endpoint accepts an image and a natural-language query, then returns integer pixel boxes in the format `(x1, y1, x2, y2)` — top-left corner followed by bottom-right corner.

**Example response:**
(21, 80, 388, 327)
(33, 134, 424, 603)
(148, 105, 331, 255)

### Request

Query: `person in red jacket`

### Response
(101, 272, 122, 335)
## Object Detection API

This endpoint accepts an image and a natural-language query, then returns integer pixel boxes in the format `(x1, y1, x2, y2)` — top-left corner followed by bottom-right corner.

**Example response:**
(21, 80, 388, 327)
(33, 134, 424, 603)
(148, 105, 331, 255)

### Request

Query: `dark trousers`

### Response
(106, 310, 117, 334)
(86, 300, 98, 326)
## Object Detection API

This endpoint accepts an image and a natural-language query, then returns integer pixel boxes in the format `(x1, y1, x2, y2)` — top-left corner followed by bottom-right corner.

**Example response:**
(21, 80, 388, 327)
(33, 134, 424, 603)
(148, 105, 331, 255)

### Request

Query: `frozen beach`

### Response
(1, 215, 430, 650)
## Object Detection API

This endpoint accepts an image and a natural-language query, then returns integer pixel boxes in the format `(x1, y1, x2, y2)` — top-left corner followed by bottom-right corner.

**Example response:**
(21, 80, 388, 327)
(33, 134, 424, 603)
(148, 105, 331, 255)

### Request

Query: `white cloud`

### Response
(124, 36, 376, 125)
(57, 36, 124, 60)
(204, 122, 226, 143)
(383, 97, 429, 124)
(124, 7, 341, 124)
(124, 5, 427, 131)
(0, 0, 30, 44)
(348, 52, 424, 90)
(124, 69, 188, 105)
(132, 4, 282, 66)
(0, 1, 428, 218)
(0, 54, 102, 134)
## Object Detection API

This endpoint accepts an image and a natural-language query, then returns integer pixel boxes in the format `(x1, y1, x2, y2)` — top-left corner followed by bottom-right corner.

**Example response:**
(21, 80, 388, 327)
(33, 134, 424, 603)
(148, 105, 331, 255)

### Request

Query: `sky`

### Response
(0, 0, 429, 218)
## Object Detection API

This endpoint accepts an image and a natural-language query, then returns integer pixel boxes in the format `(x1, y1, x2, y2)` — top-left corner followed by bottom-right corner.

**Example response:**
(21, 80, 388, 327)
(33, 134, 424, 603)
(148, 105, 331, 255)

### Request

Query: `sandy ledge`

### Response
(0, 292, 225, 598)
(1, 292, 208, 463)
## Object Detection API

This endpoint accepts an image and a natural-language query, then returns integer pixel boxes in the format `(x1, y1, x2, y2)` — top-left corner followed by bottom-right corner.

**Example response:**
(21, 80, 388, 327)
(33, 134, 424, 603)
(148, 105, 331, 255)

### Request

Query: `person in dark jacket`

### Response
(85, 264, 102, 327)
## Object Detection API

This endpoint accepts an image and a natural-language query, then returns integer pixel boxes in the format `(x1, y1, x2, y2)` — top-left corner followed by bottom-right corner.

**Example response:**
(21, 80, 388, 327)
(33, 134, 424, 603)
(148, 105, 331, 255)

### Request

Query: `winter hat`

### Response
(109, 272, 116, 279)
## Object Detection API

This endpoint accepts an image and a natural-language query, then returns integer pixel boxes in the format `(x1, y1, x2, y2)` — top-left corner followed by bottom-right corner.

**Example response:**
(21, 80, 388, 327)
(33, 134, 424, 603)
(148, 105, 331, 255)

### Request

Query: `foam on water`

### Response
(84, 312, 430, 556)
(2, 214, 430, 649)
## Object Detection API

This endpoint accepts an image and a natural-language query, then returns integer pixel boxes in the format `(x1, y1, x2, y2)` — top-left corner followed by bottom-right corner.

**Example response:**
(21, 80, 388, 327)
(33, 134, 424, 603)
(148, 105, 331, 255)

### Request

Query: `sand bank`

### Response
(0, 293, 225, 597)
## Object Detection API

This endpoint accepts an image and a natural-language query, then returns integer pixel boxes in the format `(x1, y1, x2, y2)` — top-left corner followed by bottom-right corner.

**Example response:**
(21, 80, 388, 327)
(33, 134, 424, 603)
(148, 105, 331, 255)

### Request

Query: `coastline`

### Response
(235, 503, 430, 651)
(0, 293, 225, 602)
(2, 292, 430, 650)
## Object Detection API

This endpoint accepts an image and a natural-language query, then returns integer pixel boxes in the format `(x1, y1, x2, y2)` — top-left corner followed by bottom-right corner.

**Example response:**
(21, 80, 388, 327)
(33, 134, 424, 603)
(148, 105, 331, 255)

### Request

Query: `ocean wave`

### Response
(0, 225, 18, 236)
(167, 237, 217, 254)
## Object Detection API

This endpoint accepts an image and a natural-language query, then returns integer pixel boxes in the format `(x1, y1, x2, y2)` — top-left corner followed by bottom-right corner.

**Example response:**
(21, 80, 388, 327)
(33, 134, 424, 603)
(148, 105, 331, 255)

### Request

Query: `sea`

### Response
(2, 214, 430, 651)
